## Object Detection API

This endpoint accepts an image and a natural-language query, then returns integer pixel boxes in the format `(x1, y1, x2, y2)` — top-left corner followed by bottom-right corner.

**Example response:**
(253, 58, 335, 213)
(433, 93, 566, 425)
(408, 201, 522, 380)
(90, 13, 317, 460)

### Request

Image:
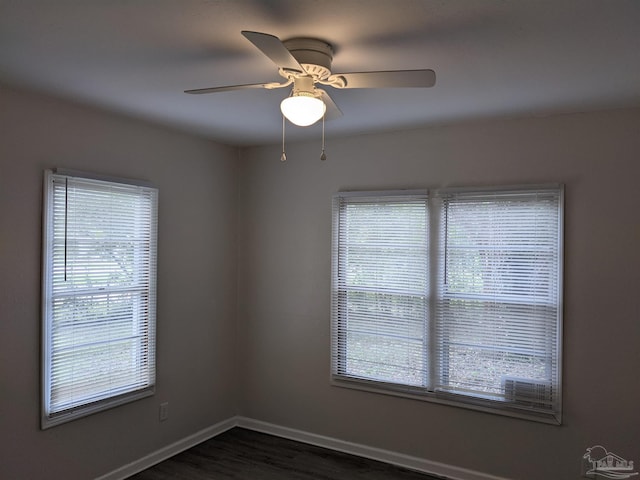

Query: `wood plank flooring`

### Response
(128, 427, 442, 480)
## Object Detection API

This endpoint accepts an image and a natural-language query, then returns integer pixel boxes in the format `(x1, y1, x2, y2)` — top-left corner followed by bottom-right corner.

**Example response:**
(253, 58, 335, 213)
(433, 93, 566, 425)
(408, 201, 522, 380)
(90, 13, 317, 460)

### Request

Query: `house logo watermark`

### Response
(583, 445, 638, 479)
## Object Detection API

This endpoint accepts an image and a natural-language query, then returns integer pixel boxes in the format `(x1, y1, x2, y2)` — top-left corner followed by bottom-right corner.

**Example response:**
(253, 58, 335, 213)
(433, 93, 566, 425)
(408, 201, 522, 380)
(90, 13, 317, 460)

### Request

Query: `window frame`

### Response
(330, 185, 563, 424)
(41, 169, 158, 429)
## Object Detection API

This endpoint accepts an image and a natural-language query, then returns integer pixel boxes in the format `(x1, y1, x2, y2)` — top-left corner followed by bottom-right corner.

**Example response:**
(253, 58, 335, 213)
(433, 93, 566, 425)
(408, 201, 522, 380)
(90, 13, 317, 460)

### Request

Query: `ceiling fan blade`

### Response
(184, 83, 269, 94)
(318, 89, 343, 120)
(337, 69, 436, 89)
(241, 31, 304, 73)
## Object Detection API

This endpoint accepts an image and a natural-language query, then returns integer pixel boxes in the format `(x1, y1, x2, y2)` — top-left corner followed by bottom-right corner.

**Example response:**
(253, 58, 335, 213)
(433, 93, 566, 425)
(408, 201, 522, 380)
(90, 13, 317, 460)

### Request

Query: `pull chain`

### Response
(443, 200, 449, 285)
(280, 115, 287, 162)
(64, 177, 68, 282)
(320, 114, 327, 161)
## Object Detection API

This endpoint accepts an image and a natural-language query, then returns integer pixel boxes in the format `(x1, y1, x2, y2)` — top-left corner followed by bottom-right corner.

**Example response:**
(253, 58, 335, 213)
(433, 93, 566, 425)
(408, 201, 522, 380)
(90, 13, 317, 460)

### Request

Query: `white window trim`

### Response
(330, 185, 563, 424)
(41, 169, 158, 429)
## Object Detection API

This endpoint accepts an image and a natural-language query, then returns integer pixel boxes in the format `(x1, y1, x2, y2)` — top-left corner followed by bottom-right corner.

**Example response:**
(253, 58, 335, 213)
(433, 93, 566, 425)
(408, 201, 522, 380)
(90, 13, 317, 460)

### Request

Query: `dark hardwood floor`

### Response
(128, 427, 442, 480)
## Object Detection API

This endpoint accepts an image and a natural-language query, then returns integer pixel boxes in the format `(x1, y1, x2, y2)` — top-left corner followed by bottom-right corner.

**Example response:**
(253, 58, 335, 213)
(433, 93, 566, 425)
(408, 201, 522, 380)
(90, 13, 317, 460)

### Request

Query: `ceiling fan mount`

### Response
(281, 38, 334, 79)
(272, 38, 347, 92)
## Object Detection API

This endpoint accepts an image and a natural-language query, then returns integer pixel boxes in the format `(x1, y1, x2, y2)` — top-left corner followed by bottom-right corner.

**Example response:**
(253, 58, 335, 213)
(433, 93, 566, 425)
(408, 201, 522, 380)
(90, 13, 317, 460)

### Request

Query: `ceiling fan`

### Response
(185, 31, 436, 127)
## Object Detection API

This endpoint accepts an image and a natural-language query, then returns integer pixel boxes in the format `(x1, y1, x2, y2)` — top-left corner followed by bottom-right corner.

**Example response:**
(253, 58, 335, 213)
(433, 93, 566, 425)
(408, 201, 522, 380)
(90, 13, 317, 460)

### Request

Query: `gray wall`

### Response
(0, 85, 239, 479)
(238, 109, 640, 480)
(2, 81, 639, 480)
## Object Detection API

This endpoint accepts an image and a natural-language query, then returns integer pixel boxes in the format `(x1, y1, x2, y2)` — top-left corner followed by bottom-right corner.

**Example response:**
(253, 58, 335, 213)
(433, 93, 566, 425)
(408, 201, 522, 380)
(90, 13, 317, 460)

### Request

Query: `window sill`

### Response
(330, 375, 561, 425)
(41, 387, 154, 429)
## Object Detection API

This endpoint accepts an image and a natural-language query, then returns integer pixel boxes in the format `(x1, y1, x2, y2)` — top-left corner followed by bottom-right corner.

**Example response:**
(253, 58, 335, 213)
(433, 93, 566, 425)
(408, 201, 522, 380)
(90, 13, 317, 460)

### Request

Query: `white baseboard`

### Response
(95, 416, 236, 480)
(96, 415, 510, 480)
(236, 417, 511, 480)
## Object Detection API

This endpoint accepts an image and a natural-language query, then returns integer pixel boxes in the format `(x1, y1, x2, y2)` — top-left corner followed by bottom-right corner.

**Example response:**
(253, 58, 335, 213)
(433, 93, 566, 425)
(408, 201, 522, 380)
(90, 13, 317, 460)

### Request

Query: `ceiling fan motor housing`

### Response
(283, 38, 334, 79)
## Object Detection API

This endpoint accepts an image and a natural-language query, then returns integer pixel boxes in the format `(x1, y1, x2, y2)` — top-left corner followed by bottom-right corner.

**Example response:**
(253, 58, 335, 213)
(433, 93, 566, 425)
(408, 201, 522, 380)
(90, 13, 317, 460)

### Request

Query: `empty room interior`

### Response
(1, 2, 639, 480)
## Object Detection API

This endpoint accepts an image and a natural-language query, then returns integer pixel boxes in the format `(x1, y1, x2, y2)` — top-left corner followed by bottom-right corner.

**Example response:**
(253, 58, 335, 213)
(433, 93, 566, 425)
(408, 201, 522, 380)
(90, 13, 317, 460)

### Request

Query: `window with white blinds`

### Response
(331, 186, 563, 423)
(331, 192, 430, 390)
(41, 170, 158, 428)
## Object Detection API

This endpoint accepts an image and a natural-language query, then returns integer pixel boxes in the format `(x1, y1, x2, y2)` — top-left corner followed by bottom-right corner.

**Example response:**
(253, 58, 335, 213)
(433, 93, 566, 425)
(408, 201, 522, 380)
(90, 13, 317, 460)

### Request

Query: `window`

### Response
(331, 186, 563, 423)
(41, 170, 158, 428)
(331, 192, 430, 387)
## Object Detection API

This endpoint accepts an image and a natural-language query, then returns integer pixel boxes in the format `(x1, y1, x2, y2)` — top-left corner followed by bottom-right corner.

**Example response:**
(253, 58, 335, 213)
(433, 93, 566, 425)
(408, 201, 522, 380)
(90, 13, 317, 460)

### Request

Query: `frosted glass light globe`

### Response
(280, 95, 326, 127)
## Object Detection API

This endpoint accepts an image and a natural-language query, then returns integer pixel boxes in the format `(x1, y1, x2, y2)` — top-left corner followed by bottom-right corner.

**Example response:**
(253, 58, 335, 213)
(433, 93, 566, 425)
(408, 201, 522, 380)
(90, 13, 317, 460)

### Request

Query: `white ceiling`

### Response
(1, 1, 639, 146)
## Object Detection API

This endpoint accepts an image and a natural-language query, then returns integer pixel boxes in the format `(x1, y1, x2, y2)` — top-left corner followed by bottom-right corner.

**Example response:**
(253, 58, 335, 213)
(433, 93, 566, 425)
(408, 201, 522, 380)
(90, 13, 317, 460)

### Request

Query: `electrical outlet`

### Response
(159, 402, 169, 421)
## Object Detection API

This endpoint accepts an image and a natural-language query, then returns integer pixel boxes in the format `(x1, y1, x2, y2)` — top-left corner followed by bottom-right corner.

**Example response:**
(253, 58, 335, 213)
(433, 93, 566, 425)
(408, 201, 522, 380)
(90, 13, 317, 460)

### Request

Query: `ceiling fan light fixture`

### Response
(280, 92, 326, 127)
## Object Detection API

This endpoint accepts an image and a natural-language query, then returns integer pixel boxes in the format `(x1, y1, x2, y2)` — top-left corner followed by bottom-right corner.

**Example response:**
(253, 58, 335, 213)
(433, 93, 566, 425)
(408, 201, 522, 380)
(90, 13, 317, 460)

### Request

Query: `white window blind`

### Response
(331, 192, 429, 390)
(434, 187, 563, 418)
(42, 170, 158, 428)
(331, 186, 563, 423)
